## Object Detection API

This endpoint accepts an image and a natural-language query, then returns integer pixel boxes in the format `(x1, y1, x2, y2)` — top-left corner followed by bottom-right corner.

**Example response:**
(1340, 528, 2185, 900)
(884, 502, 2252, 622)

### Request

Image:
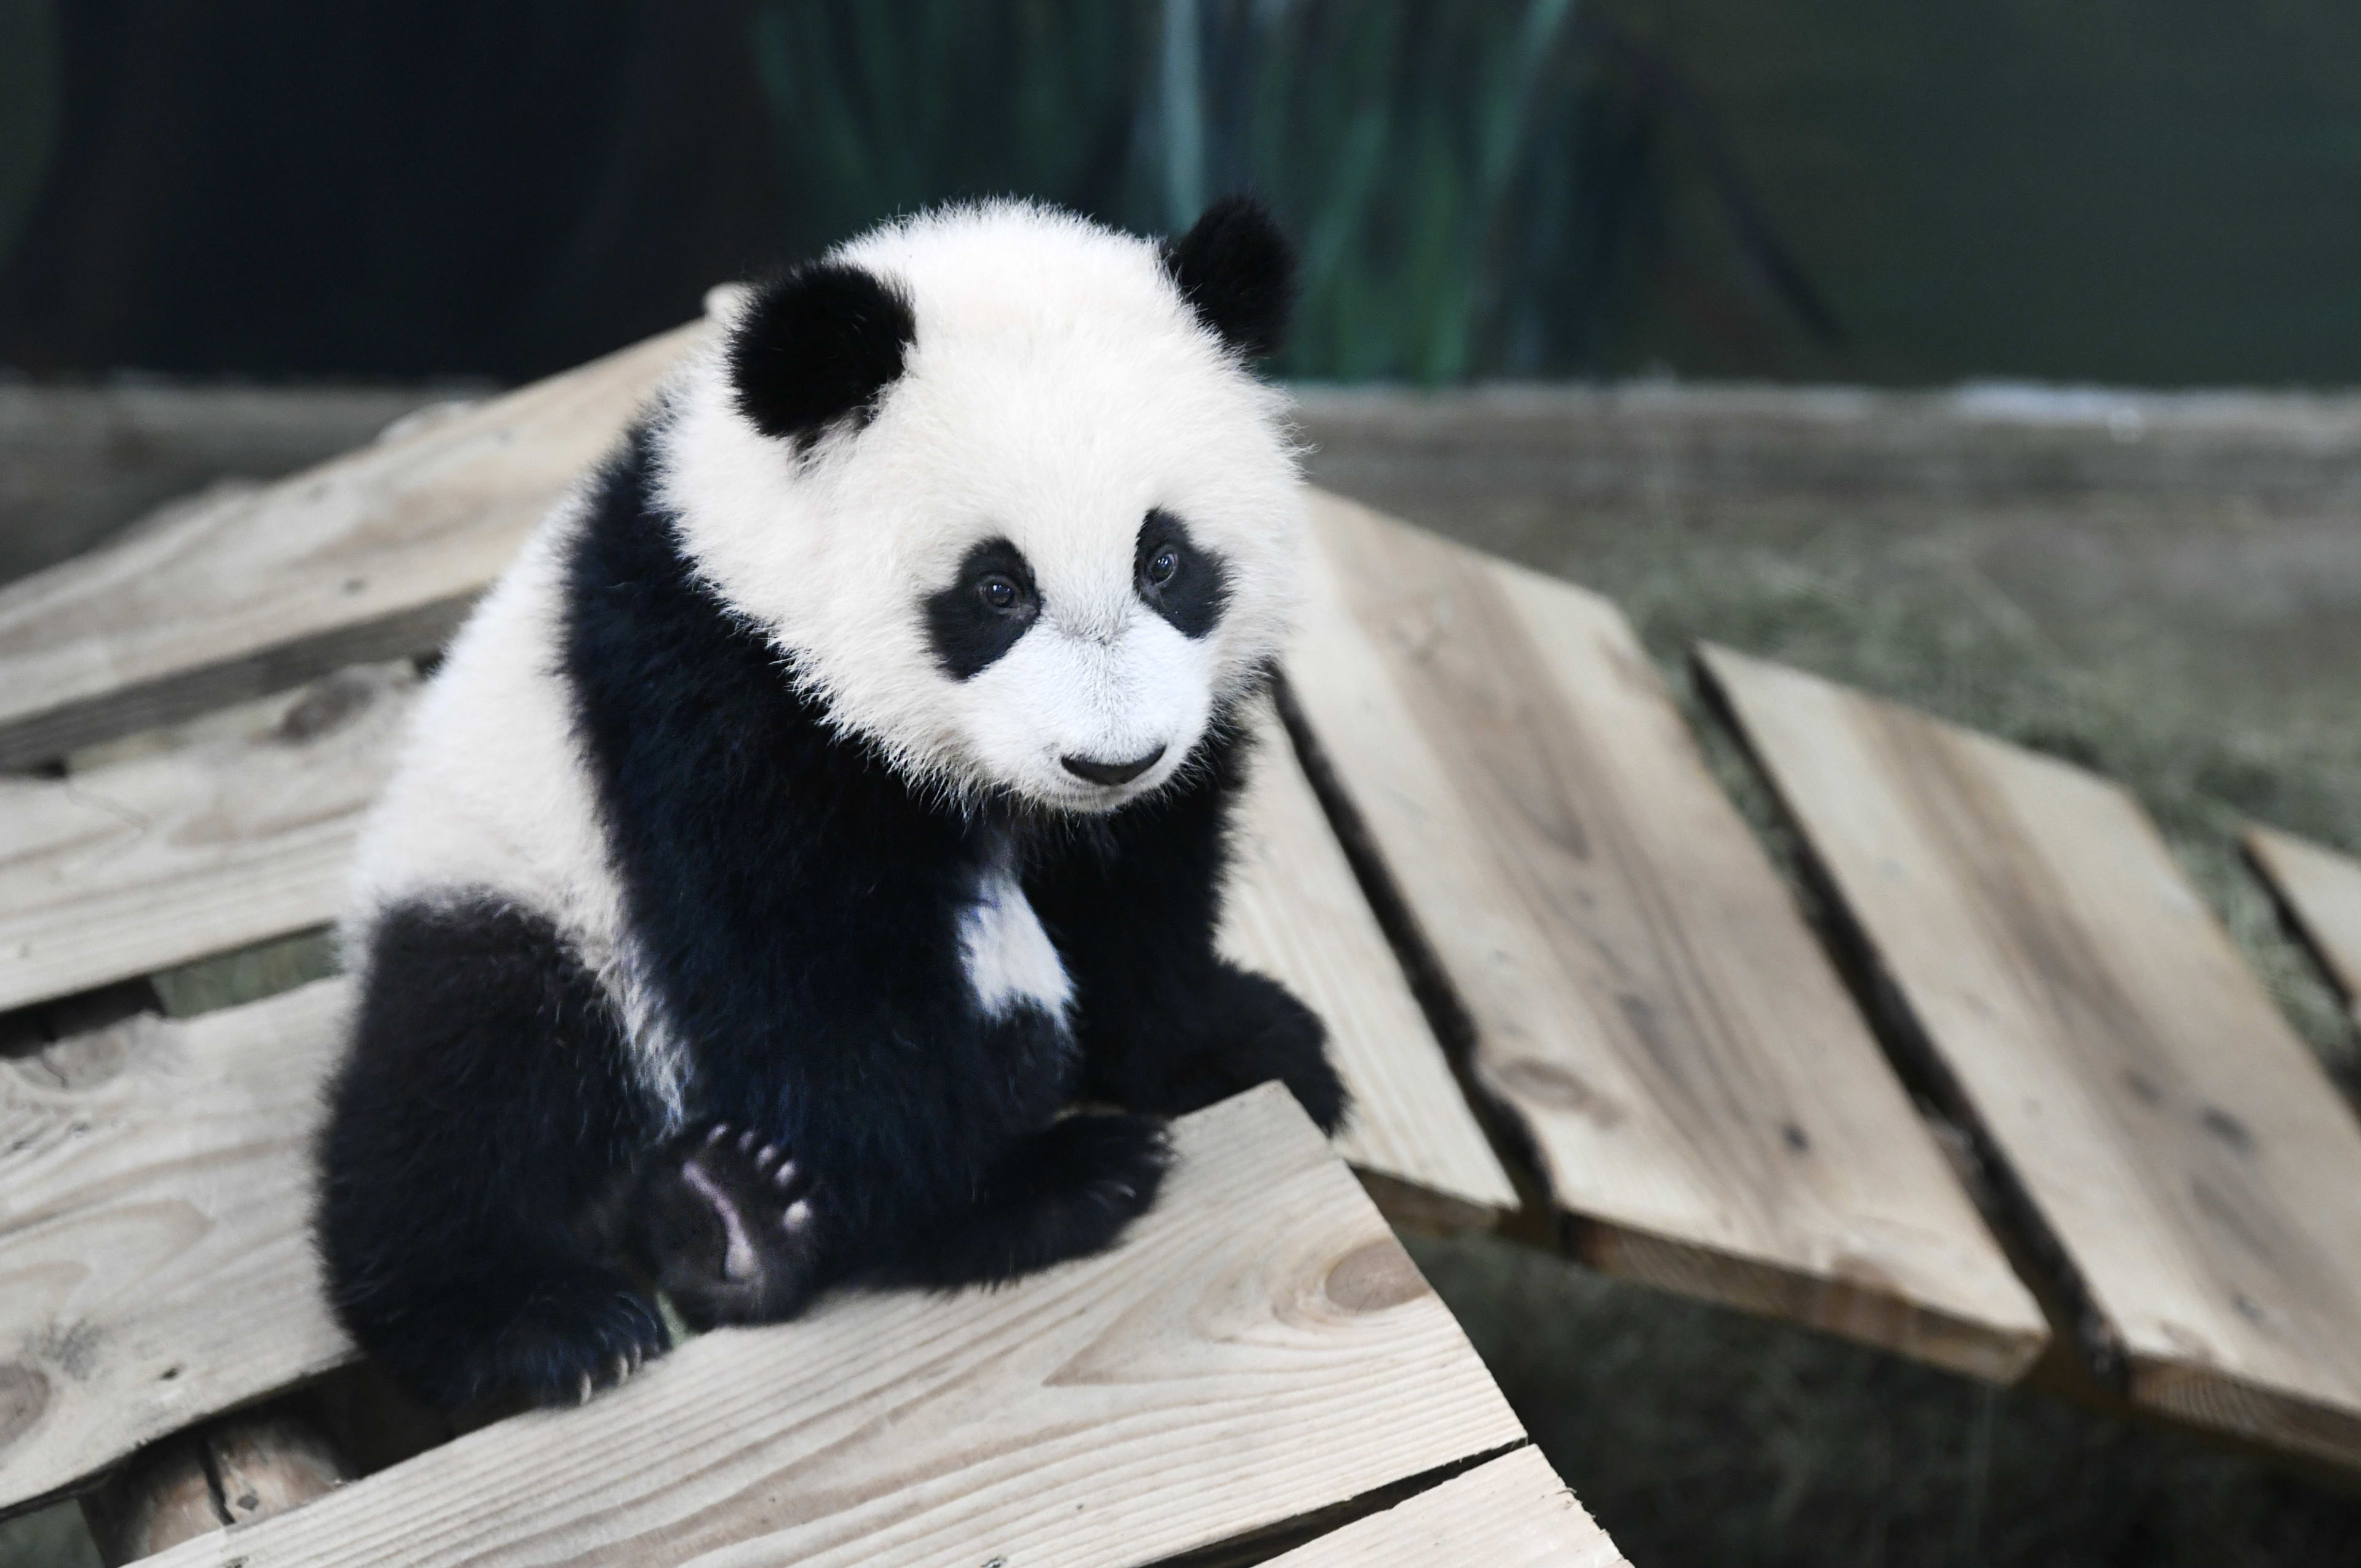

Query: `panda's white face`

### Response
(657, 201, 1303, 811)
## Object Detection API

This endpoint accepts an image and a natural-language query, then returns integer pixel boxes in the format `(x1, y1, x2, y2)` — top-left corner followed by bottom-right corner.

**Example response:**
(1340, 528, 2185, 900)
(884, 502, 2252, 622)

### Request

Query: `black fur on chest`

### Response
(560, 425, 1072, 1230)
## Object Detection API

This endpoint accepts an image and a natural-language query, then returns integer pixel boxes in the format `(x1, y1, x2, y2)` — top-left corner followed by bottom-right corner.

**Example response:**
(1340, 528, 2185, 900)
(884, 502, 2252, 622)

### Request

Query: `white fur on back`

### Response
(658, 200, 1305, 808)
(344, 506, 689, 1124)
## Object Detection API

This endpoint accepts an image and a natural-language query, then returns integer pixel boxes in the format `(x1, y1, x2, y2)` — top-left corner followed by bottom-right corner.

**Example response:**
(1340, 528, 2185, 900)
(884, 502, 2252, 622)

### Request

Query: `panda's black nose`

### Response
(1062, 746, 1166, 787)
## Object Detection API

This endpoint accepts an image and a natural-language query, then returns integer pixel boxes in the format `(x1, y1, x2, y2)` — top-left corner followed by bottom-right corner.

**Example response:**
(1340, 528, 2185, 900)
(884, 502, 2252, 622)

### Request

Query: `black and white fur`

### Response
(314, 197, 1344, 1412)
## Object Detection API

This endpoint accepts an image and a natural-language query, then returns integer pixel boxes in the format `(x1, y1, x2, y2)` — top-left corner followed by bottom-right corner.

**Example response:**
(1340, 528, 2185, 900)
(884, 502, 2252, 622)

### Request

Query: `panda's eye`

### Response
(1146, 546, 1180, 588)
(978, 574, 1022, 613)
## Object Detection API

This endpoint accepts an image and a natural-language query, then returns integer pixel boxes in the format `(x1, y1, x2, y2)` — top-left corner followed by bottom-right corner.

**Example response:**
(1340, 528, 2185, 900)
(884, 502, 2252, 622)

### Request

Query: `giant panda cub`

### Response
(315, 197, 1347, 1412)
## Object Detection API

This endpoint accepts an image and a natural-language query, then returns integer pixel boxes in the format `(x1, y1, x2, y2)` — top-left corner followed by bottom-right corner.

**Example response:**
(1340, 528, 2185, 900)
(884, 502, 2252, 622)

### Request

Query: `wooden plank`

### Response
(1701, 643, 2361, 1465)
(1264, 1448, 1625, 1568)
(0, 666, 415, 1015)
(140, 1084, 1527, 1568)
(2246, 825, 2361, 1034)
(0, 320, 703, 771)
(1221, 696, 1518, 1224)
(1283, 492, 2046, 1381)
(0, 980, 354, 1514)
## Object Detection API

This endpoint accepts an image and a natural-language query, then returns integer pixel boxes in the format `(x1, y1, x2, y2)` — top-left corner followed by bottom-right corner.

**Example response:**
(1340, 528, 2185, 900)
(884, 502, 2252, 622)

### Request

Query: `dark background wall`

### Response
(1612, 0, 2361, 386)
(0, 0, 2356, 387)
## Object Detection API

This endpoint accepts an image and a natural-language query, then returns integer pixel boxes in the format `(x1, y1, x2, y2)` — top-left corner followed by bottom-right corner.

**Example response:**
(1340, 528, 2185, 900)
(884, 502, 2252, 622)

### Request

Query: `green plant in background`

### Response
(749, 1, 1153, 260)
(1166, 0, 1608, 382)
(747, 0, 1675, 383)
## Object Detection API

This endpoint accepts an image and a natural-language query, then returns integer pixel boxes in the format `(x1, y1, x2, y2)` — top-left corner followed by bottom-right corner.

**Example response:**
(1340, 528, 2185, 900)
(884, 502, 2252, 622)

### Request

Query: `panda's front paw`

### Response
(637, 1122, 825, 1330)
(1129, 964, 1350, 1133)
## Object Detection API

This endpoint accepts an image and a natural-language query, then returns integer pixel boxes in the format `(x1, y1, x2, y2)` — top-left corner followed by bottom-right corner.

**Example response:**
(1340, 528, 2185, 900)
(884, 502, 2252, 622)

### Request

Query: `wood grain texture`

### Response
(0, 666, 415, 1015)
(1220, 696, 1518, 1223)
(0, 320, 702, 770)
(2246, 825, 2361, 1033)
(1284, 492, 2045, 1380)
(1264, 1447, 1624, 1568)
(1701, 644, 2361, 1465)
(142, 1084, 1526, 1568)
(0, 981, 354, 1514)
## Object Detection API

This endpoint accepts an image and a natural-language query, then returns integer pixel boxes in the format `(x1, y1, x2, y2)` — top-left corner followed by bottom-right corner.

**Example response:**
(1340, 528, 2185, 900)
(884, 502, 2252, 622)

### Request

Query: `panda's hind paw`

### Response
(480, 1276, 670, 1410)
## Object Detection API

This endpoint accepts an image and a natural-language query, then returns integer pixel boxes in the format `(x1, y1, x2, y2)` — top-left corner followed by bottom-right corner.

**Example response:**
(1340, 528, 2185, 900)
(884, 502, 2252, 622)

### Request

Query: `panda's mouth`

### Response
(1040, 757, 1172, 813)
(1059, 746, 1166, 789)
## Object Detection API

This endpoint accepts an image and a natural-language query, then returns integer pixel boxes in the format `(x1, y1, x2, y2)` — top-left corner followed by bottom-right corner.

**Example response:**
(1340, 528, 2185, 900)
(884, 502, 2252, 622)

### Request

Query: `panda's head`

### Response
(657, 198, 1302, 813)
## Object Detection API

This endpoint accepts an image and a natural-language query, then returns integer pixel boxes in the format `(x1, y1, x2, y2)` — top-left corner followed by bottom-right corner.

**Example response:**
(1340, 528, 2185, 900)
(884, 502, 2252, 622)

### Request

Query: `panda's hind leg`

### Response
(630, 1123, 825, 1330)
(317, 897, 669, 1411)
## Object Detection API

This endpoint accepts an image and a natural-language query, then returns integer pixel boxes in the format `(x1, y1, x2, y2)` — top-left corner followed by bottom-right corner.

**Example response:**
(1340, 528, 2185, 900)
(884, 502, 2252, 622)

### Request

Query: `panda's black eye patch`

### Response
(927, 538, 1040, 679)
(1136, 509, 1228, 639)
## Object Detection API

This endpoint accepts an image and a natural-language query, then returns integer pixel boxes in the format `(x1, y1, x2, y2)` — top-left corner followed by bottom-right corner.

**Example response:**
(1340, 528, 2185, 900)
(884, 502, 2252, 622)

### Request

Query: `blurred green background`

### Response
(3, 0, 2358, 386)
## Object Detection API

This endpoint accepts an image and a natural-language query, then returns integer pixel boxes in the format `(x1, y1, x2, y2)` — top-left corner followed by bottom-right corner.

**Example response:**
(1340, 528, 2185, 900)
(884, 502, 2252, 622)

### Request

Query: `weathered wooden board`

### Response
(2246, 825, 2361, 1033)
(0, 980, 354, 1515)
(0, 321, 702, 771)
(1222, 696, 1518, 1224)
(1701, 644, 2361, 1465)
(1284, 492, 2046, 1380)
(1265, 1447, 1625, 1568)
(141, 1084, 1530, 1568)
(0, 666, 414, 1015)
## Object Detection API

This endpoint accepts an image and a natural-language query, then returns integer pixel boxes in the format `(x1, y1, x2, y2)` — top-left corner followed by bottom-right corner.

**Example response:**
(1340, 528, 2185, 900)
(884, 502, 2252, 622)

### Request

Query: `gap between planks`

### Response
(1224, 695, 1517, 1223)
(2245, 824, 2361, 1039)
(1281, 490, 2045, 1382)
(1700, 642, 2361, 1469)
(1260, 1446, 1626, 1568)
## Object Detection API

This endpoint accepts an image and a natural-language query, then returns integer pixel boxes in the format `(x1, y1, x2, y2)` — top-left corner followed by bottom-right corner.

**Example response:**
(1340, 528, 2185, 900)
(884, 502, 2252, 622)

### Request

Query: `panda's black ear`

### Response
(727, 261, 916, 444)
(1162, 195, 1296, 361)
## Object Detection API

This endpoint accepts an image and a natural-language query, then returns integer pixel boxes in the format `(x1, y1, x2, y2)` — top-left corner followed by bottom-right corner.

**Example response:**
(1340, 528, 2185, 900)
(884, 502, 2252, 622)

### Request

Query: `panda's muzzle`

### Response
(1061, 746, 1166, 787)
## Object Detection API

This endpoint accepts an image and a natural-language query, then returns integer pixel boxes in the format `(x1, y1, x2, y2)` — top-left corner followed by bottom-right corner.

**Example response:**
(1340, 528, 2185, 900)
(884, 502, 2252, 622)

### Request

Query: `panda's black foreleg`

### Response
(1026, 708, 1350, 1135)
(316, 898, 668, 1412)
(880, 1111, 1171, 1289)
(1092, 958, 1346, 1133)
(627, 1122, 824, 1330)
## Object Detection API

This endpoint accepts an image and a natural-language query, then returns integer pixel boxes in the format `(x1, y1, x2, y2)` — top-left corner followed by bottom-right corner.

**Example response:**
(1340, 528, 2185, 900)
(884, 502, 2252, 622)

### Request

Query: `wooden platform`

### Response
(128, 1087, 1569, 1568)
(1701, 645, 2361, 1467)
(1283, 492, 2045, 1381)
